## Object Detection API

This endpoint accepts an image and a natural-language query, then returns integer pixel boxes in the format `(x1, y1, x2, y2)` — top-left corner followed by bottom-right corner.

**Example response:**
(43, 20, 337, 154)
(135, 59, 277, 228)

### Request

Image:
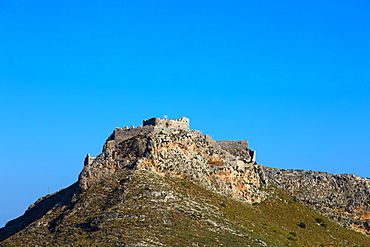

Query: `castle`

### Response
(85, 117, 256, 166)
(84, 117, 192, 166)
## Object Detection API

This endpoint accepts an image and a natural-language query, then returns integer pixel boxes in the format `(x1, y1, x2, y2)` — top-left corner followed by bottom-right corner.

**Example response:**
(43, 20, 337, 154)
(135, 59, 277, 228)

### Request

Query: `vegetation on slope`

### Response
(1, 169, 369, 246)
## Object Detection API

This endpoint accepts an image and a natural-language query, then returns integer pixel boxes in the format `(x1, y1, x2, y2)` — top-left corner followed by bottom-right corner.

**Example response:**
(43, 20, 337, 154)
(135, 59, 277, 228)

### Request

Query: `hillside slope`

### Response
(1, 118, 369, 246)
(1, 168, 370, 246)
(266, 168, 370, 235)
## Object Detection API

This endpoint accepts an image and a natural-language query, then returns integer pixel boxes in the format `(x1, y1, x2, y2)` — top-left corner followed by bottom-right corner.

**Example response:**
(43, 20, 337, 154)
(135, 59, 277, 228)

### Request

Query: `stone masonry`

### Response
(143, 117, 189, 129)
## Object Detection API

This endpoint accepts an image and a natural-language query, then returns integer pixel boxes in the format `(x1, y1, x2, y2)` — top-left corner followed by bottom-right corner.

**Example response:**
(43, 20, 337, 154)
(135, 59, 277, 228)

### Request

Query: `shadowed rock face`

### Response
(266, 168, 370, 234)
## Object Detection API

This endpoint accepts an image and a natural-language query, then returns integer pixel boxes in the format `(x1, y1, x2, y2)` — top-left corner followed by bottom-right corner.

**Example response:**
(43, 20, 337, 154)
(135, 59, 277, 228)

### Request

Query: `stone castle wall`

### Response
(113, 126, 155, 143)
(217, 140, 256, 163)
(217, 140, 249, 149)
(143, 117, 189, 129)
(108, 117, 192, 145)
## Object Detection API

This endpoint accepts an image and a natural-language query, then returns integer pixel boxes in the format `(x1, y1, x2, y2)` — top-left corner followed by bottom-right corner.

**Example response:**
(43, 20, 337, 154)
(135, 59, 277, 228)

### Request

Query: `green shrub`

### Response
(315, 218, 324, 224)
(288, 236, 297, 241)
(298, 222, 306, 229)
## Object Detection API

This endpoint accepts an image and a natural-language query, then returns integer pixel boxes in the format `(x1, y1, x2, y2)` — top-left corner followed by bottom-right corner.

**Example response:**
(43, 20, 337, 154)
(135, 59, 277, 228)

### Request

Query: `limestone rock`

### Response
(79, 124, 267, 204)
(266, 168, 370, 234)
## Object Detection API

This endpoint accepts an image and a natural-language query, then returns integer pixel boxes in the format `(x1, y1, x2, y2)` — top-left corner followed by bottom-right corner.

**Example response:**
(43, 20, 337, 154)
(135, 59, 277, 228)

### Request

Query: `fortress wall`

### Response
(204, 134, 217, 145)
(113, 126, 155, 143)
(217, 140, 249, 150)
(112, 119, 197, 144)
(143, 117, 189, 129)
(142, 118, 160, 126)
(217, 140, 255, 163)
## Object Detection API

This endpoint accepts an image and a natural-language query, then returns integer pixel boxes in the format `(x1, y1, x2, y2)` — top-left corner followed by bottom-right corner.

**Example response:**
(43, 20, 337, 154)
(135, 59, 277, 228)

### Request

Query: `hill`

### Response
(0, 117, 369, 246)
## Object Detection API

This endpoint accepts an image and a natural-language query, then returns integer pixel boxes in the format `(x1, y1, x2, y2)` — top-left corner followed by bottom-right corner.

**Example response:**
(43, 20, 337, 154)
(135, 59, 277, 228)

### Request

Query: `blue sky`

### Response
(1, 0, 369, 227)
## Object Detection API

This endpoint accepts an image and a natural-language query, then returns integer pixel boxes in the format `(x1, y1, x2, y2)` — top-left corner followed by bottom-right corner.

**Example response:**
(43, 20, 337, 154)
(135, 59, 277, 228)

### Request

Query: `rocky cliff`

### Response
(266, 168, 370, 234)
(78, 125, 267, 204)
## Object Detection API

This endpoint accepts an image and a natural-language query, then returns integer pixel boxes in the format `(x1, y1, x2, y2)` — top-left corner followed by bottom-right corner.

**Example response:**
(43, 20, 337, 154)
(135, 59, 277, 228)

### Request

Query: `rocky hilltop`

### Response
(0, 117, 369, 246)
(78, 117, 267, 203)
(266, 168, 370, 234)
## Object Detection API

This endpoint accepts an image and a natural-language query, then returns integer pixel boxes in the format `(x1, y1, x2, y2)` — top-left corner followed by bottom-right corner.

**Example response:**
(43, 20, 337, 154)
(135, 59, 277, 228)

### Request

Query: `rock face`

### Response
(79, 119, 267, 204)
(266, 168, 370, 234)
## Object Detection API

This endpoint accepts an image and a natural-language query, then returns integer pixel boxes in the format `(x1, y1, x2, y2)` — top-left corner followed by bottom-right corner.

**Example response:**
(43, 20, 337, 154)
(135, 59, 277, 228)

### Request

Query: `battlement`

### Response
(143, 117, 189, 129)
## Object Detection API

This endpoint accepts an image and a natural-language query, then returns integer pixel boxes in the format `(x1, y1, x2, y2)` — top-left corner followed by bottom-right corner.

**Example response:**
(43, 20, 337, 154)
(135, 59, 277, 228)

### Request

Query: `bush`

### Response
(289, 231, 297, 237)
(288, 236, 297, 241)
(315, 218, 324, 224)
(298, 222, 306, 229)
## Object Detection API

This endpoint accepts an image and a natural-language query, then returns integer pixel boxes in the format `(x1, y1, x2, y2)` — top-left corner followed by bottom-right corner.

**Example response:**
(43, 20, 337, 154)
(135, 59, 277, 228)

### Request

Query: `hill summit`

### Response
(78, 117, 267, 203)
(1, 117, 369, 246)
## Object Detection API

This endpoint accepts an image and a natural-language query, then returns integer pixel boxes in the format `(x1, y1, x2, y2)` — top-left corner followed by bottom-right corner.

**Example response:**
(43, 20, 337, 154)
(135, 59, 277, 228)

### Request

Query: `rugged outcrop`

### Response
(266, 168, 370, 234)
(78, 124, 267, 204)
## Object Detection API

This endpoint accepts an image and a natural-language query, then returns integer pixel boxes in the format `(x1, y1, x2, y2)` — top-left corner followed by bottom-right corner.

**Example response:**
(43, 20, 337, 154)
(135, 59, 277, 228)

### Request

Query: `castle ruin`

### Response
(106, 117, 192, 144)
(143, 117, 189, 129)
(85, 117, 256, 167)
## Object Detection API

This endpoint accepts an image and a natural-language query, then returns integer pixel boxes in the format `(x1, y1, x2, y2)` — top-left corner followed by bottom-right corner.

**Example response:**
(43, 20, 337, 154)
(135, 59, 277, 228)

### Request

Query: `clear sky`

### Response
(1, 0, 369, 227)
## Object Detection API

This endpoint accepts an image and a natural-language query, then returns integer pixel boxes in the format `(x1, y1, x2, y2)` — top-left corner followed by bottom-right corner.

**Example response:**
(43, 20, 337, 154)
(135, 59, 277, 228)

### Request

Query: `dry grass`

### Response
(207, 158, 225, 166)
